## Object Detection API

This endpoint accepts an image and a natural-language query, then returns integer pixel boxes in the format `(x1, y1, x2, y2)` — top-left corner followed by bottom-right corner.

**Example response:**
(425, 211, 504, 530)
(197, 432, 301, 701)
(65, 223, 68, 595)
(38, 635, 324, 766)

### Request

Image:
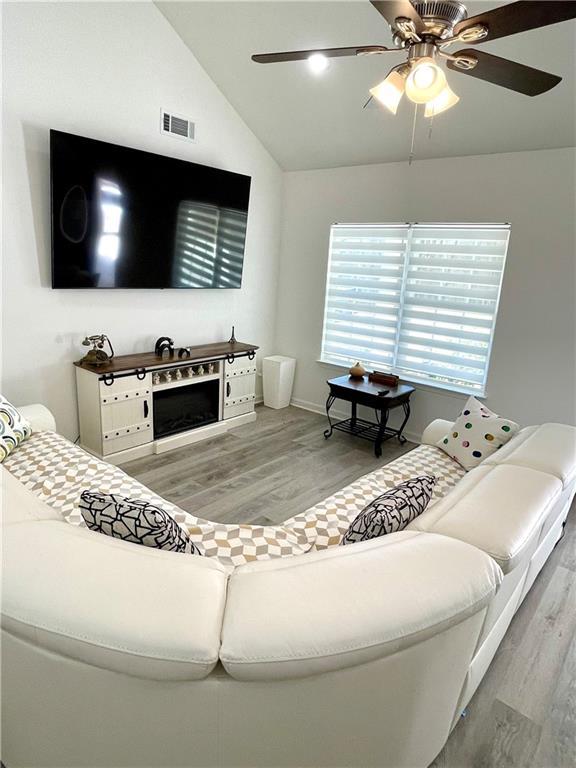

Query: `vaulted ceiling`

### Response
(157, 1, 576, 170)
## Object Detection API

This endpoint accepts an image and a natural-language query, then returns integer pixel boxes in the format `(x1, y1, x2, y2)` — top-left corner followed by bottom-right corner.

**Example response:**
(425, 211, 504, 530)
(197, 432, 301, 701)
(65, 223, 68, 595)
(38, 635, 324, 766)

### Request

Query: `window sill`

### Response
(315, 359, 486, 401)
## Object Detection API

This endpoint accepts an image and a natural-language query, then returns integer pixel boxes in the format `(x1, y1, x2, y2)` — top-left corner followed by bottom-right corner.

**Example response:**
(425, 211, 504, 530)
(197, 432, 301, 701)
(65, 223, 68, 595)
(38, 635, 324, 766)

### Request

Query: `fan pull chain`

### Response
(428, 114, 434, 140)
(408, 102, 418, 166)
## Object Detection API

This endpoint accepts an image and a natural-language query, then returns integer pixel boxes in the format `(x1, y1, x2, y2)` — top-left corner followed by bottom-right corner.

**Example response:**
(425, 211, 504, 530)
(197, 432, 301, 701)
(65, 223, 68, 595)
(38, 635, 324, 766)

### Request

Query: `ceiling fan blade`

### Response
(447, 49, 562, 96)
(453, 1, 576, 44)
(252, 45, 395, 63)
(370, 1, 426, 35)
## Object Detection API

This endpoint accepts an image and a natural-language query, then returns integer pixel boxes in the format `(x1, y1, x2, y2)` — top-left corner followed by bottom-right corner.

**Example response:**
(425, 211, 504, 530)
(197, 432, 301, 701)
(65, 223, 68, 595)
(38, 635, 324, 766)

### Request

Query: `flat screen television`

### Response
(50, 130, 251, 288)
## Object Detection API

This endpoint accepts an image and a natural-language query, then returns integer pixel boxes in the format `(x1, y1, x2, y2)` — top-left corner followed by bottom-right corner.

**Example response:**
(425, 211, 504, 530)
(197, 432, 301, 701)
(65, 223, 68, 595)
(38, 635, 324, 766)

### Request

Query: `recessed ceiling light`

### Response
(307, 54, 330, 75)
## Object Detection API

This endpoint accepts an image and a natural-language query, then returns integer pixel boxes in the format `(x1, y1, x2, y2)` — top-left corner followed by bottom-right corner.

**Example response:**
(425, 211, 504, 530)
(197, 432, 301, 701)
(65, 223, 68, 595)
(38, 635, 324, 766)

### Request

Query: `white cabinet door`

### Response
(99, 374, 153, 455)
(223, 356, 256, 419)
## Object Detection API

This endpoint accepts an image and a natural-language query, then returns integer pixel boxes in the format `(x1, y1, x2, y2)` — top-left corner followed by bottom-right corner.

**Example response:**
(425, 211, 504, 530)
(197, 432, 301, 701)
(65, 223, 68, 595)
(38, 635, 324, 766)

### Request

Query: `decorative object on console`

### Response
(369, 371, 400, 387)
(154, 337, 174, 358)
(341, 475, 436, 545)
(349, 361, 366, 379)
(0, 395, 32, 462)
(229, 326, 237, 344)
(79, 490, 202, 555)
(80, 335, 114, 367)
(437, 396, 520, 470)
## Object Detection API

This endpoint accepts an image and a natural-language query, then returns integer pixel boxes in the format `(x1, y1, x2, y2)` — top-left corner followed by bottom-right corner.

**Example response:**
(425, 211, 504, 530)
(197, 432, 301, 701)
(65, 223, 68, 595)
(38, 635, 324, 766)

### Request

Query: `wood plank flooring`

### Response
(124, 404, 413, 525)
(124, 405, 576, 768)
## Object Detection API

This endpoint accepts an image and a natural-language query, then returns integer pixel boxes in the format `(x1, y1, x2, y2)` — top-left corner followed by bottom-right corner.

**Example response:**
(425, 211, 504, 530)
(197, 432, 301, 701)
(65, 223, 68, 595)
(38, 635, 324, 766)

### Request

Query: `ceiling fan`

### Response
(252, 1, 576, 117)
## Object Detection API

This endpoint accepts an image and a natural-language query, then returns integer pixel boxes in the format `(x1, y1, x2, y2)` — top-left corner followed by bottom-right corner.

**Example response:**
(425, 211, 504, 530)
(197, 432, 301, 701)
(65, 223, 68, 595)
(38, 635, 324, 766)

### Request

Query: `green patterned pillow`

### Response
(437, 396, 519, 471)
(0, 395, 32, 462)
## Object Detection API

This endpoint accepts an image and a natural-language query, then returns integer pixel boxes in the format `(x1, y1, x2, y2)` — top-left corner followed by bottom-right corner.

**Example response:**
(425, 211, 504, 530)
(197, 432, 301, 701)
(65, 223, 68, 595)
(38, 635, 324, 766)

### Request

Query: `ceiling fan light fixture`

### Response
(307, 53, 330, 74)
(424, 83, 460, 116)
(369, 68, 407, 114)
(405, 57, 446, 104)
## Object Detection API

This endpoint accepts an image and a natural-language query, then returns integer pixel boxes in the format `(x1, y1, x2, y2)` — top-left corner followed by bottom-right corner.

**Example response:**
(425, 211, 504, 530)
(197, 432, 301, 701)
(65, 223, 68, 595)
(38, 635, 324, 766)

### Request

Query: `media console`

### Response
(74, 341, 258, 464)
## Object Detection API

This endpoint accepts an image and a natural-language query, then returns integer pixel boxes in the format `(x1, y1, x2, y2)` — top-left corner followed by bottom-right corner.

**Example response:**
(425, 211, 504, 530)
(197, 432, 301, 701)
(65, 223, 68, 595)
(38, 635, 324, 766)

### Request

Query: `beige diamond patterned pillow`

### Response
(437, 396, 519, 471)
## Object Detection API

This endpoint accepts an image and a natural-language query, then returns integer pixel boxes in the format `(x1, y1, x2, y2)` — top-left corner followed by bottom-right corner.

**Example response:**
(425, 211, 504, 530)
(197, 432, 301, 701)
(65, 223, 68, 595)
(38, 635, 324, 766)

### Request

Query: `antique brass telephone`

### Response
(80, 334, 115, 366)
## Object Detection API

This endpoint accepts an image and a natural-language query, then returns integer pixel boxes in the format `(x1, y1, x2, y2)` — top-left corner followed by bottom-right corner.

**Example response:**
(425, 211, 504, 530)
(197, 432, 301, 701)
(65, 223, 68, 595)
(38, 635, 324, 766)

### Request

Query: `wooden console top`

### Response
(74, 341, 259, 374)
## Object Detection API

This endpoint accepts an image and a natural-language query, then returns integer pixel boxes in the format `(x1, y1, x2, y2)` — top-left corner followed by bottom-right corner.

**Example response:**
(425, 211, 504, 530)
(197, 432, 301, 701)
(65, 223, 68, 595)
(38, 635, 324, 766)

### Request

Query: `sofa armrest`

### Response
(421, 418, 453, 446)
(421, 419, 454, 445)
(17, 404, 56, 433)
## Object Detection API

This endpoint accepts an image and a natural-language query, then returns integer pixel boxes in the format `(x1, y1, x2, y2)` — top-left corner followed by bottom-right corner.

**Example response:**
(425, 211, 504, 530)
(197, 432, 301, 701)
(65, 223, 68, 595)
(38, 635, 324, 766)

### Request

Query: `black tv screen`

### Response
(50, 130, 251, 288)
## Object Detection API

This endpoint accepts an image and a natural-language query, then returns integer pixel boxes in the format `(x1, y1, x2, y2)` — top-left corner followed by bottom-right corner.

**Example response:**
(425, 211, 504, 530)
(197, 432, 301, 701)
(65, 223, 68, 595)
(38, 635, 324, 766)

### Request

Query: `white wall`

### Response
(1, 1, 283, 439)
(276, 149, 576, 438)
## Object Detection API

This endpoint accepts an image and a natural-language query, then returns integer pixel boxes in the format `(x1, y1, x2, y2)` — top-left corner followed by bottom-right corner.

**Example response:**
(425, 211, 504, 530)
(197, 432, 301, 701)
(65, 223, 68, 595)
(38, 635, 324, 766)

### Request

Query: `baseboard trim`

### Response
(291, 397, 345, 419)
(290, 397, 422, 445)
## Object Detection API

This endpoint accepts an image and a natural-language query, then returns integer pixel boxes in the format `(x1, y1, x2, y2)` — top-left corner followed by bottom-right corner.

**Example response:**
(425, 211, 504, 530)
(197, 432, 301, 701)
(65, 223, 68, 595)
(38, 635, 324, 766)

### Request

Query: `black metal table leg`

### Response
(323, 394, 336, 439)
(350, 401, 357, 430)
(397, 401, 411, 444)
(374, 408, 389, 458)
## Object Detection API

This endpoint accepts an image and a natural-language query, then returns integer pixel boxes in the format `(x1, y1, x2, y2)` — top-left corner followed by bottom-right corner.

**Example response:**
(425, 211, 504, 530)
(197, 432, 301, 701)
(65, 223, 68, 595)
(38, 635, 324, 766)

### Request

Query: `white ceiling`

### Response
(157, 1, 576, 170)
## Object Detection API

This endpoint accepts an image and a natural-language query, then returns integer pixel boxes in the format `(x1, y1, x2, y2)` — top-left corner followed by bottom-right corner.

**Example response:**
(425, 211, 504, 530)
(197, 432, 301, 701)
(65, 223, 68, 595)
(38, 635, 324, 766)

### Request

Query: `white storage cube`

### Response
(263, 356, 296, 409)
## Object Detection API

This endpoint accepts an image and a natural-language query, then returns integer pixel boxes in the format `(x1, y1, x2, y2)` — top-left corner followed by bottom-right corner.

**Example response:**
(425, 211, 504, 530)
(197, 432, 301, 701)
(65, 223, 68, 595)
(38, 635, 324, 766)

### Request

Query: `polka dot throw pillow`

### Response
(436, 396, 519, 471)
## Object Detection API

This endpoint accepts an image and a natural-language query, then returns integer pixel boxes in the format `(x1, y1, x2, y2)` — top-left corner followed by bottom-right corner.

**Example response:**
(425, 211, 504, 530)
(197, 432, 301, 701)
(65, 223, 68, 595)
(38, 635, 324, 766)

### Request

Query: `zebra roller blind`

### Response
(321, 223, 510, 395)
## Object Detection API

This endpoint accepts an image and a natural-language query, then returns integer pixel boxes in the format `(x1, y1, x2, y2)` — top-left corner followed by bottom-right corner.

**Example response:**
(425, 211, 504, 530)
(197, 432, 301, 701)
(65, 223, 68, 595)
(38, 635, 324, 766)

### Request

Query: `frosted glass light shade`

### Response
(405, 58, 446, 104)
(369, 69, 406, 114)
(424, 84, 460, 116)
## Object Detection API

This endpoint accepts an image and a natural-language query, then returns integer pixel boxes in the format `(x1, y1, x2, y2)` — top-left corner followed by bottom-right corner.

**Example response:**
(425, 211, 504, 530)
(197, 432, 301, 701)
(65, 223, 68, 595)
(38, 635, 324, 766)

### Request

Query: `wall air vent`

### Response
(160, 109, 196, 142)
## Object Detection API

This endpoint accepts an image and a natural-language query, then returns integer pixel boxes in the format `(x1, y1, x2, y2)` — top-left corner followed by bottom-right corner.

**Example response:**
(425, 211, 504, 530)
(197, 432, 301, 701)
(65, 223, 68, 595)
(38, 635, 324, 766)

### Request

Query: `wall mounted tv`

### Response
(50, 130, 252, 288)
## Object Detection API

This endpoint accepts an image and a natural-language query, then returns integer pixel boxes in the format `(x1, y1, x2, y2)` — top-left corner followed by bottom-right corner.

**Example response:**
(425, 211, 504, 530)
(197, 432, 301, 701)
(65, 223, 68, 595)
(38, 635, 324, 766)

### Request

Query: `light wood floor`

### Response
(124, 404, 414, 525)
(124, 405, 576, 768)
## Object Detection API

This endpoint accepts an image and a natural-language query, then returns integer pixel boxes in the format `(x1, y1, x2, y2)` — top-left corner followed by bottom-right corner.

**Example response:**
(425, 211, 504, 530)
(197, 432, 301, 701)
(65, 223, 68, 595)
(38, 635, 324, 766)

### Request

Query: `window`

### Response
(320, 223, 510, 396)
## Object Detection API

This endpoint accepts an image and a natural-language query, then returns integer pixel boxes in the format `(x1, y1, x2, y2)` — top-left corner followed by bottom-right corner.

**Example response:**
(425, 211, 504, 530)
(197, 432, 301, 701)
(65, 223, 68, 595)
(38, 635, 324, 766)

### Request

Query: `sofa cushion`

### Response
(410, 464, 562, 573)
(341, 476, 435, 545)
(2, 519, 228, 680)
(436, 397, 519, 470)
(0, 465, 60, 526)
(0, 395, 32, 462)
(79, 491, 202, 555)
(220, 531, 502, 681)
(482, 423, 576, 488)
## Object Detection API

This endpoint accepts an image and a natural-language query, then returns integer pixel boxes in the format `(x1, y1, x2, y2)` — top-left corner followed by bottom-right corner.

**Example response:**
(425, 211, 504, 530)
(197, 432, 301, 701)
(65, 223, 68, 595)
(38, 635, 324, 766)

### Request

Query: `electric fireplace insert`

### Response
(153, 379, 220, 439)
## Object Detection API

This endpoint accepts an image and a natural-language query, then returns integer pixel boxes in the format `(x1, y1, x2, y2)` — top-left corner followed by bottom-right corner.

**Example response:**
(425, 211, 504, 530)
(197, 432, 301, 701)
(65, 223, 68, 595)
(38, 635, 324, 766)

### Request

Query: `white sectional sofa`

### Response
(2, 405, 575, 768)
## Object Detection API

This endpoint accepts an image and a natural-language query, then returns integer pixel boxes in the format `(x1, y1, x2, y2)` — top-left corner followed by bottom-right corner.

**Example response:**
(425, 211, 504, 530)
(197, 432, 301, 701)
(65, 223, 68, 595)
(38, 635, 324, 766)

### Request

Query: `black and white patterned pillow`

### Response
(79, 491, 202, 555)
(341, 475, 436, 546)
